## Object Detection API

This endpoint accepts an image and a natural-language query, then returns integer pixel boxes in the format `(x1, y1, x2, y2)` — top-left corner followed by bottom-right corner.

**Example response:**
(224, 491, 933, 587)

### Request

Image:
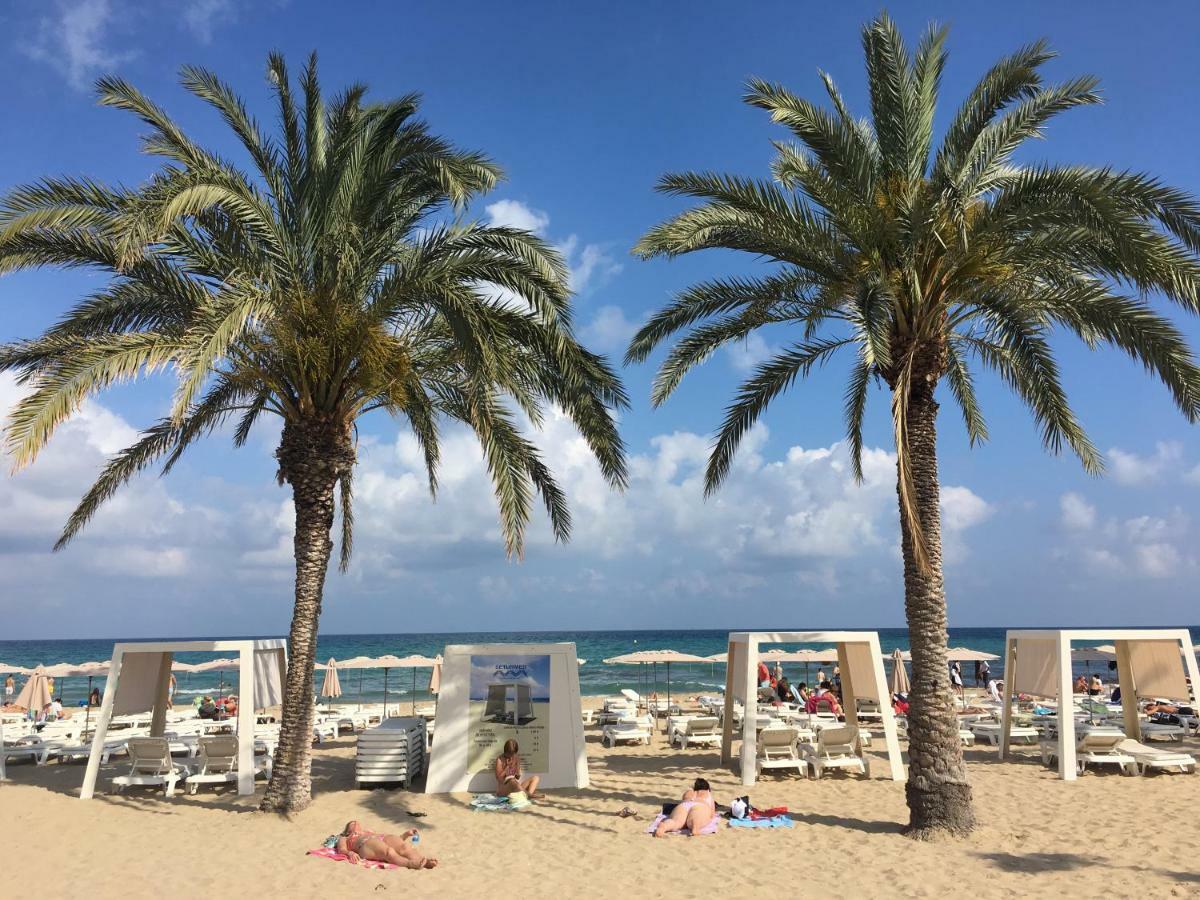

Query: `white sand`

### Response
(2, 704, 1198, 898)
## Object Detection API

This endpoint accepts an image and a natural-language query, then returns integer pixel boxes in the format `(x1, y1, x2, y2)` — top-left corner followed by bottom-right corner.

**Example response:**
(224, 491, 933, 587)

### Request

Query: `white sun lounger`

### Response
(187, 735, 268, 794)
(804, 724, 869, 779)
(669, 716, 720, 749)
(756, 726, 807, 779)
(111, 737, 190, 797)
(602, 716, 653, 747)
(55, 738, 128, 766)
(1042, 732, 1137, 776)
(1116, 739, 1196, 775)
(972, 721, 1038, 745)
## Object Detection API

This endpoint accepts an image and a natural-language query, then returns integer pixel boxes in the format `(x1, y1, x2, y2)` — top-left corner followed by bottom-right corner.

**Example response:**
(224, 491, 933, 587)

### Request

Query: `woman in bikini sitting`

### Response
(654, 778, 716, 837)
(335, 820, 438, 869)
(494, 738, 543, 799)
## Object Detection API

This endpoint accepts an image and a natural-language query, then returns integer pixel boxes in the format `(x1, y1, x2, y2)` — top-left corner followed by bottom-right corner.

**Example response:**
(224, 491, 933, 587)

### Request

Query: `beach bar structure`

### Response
(722, 631, 904, 785)
(80, 639, 287, 799)
(1000, 628, 1200, 780)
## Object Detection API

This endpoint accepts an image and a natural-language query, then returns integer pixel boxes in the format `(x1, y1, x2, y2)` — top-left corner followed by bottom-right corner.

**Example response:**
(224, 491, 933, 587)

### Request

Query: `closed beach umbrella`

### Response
(889, 648, 910, 696)
(320, 658, 342, 708)
(428, 656, 443, 696)
(14, 666, 52, 716)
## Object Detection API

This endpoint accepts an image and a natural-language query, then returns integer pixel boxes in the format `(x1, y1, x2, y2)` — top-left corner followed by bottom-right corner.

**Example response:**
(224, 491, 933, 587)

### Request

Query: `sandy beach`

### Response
(3, 697, 1198, 900)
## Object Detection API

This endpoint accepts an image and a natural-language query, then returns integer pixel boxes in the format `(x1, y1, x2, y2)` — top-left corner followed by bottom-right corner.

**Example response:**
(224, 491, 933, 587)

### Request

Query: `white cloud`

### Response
(1054, 489, 1193, 581)
(1059, 492, 1097, 531)
(559, 237, 622, 294)
(25, 0, 134, 90)
(484, 200, 621, 295)
(1185, 463, 1200, 486)
(940, 486, 993, 531)
(485, 199, 550, 235)
(580, 305, 639, 353)
(725, 332, 775, 372)
(182, 0, 236, 43)
(1107, 441, 1183, 486)
(1134, 543, 1180, 579)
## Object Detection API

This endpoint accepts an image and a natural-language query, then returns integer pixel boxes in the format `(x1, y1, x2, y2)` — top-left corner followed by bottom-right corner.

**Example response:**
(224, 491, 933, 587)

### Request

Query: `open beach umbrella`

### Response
(319, 658, 342, 709)
(193, 657, 240, 699)
(602, 650, 709, 707)
(1072, 644, 1117, 673)
(43, 661, 110, 732)
(945, 648, 1000, 662)
(889, 648, 910, 696)
(329, 656, 385, 711)
(374, 655, 439, 715)
(14, 666, 52, 716)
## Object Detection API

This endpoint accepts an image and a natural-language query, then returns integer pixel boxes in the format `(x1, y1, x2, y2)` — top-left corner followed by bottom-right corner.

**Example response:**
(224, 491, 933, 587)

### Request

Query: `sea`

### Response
(3, 627, 1197, 709)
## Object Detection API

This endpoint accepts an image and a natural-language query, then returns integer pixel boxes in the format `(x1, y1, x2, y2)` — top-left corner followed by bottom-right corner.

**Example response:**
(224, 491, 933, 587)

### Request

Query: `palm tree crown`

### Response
(629, 14, 1200, 567)
(0, 54, 629, 563)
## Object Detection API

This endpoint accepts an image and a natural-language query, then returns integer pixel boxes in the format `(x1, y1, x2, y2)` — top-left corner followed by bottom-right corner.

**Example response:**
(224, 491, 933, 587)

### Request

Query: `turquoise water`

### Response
(3, 627, 1196, 706)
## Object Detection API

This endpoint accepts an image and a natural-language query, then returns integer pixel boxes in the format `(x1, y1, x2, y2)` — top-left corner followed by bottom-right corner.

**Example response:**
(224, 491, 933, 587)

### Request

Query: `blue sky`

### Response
(2, 0, 1199, 638)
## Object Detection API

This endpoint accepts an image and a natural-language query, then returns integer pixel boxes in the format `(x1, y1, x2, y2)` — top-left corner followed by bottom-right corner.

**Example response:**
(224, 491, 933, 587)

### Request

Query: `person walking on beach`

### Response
(168, 673, 177, 708)
(979, 660, 990, 687)
(3, 674, 13, 706)
(950, 662, 964, 705)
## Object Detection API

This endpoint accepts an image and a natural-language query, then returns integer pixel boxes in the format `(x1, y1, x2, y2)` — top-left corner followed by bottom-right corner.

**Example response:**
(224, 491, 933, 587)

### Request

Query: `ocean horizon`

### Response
(4, 625, 1197, 705)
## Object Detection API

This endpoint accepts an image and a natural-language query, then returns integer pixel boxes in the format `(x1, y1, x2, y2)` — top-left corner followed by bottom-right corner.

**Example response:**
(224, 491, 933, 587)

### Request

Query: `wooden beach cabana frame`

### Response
(999, 628, 1200, 780)
(80, 638, 287, 799)
(721, 631, 904, 785)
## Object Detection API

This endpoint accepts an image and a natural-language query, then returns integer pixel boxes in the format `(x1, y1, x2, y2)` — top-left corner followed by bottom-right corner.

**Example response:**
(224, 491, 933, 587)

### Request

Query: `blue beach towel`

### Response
(470, 793, 512, 811)
(728, 815, 793, 829)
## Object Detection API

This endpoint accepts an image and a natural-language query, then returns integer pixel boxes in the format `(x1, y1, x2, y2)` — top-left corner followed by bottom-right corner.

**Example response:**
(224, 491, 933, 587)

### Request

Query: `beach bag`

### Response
(730, 796, 750, 820)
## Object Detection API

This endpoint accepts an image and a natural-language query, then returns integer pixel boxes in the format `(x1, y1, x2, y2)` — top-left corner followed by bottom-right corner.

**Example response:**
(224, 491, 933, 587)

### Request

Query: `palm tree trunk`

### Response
(896, 369, 976, 838)
(260, 418, 353, 813)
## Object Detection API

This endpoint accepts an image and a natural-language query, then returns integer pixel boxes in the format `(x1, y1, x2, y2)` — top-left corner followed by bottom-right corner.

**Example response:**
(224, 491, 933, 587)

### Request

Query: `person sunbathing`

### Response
(335, 821, 438, 869)
(654, 778, 716, 837)
(494, 738, 543, 799)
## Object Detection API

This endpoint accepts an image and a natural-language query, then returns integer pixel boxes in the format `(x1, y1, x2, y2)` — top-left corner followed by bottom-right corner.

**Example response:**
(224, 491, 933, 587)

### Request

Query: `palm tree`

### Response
(629, 13, 1200, 837)
(0, 55, 628, 812)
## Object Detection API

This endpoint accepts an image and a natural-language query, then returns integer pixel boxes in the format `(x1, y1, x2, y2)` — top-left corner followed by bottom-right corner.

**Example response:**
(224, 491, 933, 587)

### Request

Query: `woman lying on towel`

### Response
(336, 821, 438, 869)
(495, 739, 544, 800)
(654, 778, 716, 837)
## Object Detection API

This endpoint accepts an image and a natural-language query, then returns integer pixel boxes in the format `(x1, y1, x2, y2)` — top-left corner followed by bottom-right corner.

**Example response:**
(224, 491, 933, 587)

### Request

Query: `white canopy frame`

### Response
(1000, 628, 1200, 781)
(80, 639, 287, 799)
(721, 631, 904, 785)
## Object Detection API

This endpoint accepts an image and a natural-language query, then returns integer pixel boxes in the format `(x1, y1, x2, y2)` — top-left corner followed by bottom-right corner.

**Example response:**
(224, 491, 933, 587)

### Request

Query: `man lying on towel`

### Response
(654, 779, 717, 837)
(336, 821, 438, 869)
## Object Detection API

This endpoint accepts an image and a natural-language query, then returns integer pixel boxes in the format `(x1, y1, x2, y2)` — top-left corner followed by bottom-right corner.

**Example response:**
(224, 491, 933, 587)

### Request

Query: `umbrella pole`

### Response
(383, 669, 389, 719)
(84, 675, 92, 735)
(412, 669, 416, 716)
(358, 670, 364, 712)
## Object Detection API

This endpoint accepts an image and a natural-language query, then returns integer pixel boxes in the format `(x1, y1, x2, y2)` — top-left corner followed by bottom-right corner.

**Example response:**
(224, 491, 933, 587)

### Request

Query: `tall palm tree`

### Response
(629, 13, 1200, 836)
(0, 55, 628, 812)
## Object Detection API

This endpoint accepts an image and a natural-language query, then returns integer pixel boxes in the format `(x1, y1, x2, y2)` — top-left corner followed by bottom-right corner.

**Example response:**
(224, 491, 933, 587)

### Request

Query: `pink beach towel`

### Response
(307, 846, 399, 870)
(644, 813, 720, 837)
